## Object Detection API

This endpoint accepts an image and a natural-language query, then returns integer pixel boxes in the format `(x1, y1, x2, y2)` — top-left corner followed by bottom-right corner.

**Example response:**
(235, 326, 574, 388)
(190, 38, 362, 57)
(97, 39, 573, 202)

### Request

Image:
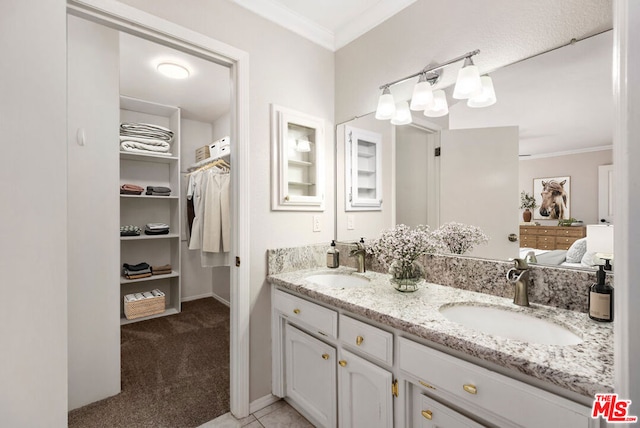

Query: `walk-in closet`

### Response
(67, 14, 234, 426)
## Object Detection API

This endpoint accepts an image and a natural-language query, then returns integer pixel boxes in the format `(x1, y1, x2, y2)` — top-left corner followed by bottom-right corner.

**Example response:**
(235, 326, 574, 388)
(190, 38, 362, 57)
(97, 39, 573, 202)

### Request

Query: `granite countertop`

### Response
(268, 266, 613, 398)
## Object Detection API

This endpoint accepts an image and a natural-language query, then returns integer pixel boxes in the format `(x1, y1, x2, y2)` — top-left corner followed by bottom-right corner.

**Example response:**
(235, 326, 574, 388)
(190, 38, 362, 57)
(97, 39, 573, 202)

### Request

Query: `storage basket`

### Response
(124, 295, 165, 320)
(195, 145, 210, 162)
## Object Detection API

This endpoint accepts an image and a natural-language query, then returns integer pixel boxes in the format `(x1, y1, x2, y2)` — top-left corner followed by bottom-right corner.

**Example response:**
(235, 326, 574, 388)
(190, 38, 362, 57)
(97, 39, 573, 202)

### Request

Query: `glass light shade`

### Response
(391, 101, 412, 125)
(423, 90, 449, 117)
(410, 78, 434, 111)
(296, 139, 311, 152)
(375, 87, 396, 120)
(453, 61, 482, 99)
(467, 75, 497, 108)
(157, 62, 190, 79)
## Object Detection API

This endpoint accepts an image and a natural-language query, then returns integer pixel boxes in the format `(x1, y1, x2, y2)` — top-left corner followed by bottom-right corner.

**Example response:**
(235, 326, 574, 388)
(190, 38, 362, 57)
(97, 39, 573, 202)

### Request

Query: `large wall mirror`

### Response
(335, 31, 613, 271)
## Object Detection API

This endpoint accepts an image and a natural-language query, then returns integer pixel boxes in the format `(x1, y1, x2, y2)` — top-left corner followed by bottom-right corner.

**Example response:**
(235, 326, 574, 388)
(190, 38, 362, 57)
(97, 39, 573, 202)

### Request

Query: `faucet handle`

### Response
(510, 257, 529, 270)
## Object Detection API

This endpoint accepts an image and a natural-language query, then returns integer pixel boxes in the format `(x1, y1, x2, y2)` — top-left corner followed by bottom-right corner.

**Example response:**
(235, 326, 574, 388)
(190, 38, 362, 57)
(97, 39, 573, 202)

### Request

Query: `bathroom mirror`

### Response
(335, 31, 613, 270)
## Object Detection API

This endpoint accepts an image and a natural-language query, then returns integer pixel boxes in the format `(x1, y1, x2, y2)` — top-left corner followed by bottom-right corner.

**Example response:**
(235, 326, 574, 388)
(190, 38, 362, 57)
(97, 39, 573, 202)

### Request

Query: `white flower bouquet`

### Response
(431, 221, 489, 255)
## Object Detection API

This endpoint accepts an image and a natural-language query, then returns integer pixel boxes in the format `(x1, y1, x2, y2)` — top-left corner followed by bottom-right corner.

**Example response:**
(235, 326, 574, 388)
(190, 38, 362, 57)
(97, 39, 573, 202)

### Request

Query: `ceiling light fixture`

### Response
(374, 49, 493, 123)
(157, 62, 190, 79)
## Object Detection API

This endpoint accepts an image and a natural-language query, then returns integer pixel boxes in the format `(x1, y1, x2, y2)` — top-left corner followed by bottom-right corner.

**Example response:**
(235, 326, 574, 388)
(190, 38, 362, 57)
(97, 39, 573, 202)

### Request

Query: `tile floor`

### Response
(198, 400, 313, 428)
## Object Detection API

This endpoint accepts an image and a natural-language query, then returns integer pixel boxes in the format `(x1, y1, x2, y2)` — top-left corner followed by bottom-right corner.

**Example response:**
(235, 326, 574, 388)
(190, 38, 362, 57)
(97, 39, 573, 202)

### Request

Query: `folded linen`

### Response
(123, 262, 150, 272)
(119, 135, 172, 146)
(120, 140, 171, 153)
(151, 270, 172, 276)
(145, 186, 171, 196)
(120, 122, 174, 141)
(120, 184, 144, 195)
(145, 223, 170, 230)
(124, 272, 152, 280)
(151, 264, 172, 272)
(120, 146, 173, 157)
(123, 268, 152, 276)
(120, 225, 141, 236)
(144, 229, 170, 235)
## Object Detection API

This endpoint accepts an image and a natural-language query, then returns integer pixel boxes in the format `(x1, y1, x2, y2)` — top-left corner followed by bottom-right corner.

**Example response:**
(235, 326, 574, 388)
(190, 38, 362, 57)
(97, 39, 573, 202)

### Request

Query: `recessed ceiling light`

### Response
(156, 62, 190, 79)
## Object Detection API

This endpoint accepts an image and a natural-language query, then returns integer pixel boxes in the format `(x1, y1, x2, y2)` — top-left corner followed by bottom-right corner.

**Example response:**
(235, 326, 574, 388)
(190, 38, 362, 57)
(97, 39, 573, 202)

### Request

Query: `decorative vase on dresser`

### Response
(523, 208, 532, 222)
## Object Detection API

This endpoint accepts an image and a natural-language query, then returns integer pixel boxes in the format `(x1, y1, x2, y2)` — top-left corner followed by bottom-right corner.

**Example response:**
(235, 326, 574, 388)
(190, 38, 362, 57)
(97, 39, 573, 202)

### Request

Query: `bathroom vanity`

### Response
(268, 267, 612, 428)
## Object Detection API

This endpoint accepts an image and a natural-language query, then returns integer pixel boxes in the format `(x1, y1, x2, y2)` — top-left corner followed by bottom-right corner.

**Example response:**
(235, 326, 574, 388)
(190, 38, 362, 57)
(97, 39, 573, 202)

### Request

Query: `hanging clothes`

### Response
(187, 164, 230, 268)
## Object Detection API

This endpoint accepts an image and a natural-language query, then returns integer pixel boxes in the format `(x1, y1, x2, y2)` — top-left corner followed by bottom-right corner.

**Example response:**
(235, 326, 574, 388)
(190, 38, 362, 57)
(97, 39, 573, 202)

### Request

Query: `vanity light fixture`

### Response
(467, 75, 497, 108)
(391, 101, 412, 125)
(156, 62, 190, 79)
(375, 49, 493, 123)
(375, 86, 396, 120)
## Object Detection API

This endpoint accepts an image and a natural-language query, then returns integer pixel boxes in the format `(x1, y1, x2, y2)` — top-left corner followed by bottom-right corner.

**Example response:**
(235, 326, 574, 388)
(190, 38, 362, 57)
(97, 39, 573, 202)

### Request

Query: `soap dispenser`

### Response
(327, 240, 339, 268)
(588, 264, 613, 322)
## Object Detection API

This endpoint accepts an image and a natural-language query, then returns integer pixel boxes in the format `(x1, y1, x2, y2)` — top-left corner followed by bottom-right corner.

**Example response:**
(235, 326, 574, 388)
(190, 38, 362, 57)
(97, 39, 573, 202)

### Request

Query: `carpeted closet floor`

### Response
(69, 298, 230, 428)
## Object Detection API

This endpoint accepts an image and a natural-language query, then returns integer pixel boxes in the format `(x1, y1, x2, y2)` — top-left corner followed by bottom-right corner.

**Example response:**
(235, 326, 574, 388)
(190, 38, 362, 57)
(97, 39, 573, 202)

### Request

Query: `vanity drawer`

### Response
(273, 289, 338, 339)
(399, 338, 591, 427)
(415, 393, 484, 428)
(339, 315, 393, 365)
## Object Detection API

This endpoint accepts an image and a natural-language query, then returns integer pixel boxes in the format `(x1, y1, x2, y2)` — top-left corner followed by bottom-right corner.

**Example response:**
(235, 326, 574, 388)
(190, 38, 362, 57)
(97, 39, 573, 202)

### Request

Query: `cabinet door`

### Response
(413, 393, 484, 428)
(285, 324, 337, 428)
(338, 349, 393, 428)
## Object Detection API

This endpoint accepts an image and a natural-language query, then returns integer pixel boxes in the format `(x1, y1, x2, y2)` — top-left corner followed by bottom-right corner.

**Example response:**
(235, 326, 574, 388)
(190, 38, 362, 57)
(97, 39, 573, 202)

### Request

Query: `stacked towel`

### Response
(124, 289, 165, 302)
(151, 264, 172, 275)
(120, 184, 145, 195)
(120, 122, 173, 156)
(144, 223, 170, 235)
(145, 186, 171, 196)
(120, 225, 141, 236)
(122, 262, 152, 279)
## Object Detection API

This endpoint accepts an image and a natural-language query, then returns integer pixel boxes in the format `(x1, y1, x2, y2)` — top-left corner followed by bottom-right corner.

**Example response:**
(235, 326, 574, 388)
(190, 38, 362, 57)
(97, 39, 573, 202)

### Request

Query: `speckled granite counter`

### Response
(268, 266, 613, 399)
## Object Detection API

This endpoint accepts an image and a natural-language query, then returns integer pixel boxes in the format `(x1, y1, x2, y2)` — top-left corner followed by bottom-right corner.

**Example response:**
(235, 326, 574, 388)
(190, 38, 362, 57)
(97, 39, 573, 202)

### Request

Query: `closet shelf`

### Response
(120, 151, 179, 164)
(120, 233, 180, 241)
(120, 271, 180, 284)
(357, 151, 376, 158)
(120, 195, 179, 200)
(288, 159, 313, 166)
(357, 169, 375, 174)
(120, 308, 178, 325)
(288, 181, 315, 186)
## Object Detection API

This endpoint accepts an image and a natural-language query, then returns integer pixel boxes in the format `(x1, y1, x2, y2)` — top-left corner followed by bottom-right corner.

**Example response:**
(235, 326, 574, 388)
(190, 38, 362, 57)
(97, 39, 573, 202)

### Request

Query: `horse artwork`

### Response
(533, 177, 571, 220)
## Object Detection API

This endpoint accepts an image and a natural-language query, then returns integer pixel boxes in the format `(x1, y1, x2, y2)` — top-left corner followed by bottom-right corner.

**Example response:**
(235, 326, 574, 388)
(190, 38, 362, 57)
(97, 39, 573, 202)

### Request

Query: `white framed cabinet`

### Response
(271, 104, 325, 211)
(345, 125, 382, 211)
(119, 95, 181, 324)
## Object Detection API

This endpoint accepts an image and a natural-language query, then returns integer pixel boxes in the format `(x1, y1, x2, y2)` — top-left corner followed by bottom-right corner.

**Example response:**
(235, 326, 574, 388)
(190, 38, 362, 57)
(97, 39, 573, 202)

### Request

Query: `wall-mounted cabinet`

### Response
(271, 104, 325, 211)
(345, 126, 382, 211)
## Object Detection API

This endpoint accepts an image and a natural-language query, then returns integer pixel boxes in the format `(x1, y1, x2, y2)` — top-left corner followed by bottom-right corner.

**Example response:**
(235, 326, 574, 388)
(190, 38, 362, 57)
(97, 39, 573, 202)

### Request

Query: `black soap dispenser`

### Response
(327, 240, 339, 268)
(588, 264, 613, 322)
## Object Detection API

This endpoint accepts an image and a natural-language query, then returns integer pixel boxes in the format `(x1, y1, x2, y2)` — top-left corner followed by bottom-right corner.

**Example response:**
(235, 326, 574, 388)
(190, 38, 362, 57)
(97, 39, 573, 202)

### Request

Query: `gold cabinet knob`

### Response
(421, 410, 433, 420)
(322, 353, 330, 360)
(293, 308, 300, 314)
(284, 195, 290, 201)
(463, 384, 477, 395)
(356, 335, 364, 346)
(338, 360, 347, 367)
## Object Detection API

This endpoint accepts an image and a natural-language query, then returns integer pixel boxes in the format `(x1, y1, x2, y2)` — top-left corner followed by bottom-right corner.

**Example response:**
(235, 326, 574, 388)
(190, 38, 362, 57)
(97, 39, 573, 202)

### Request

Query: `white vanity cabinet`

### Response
(285, 324, 337, 428)
(412, 392, 484, 428)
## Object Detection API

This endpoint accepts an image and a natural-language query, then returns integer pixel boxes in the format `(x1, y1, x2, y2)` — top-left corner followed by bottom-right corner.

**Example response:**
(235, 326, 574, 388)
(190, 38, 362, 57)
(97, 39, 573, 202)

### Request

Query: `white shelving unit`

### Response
(345, 126, 383, 211)
(119, 95, 181, 324)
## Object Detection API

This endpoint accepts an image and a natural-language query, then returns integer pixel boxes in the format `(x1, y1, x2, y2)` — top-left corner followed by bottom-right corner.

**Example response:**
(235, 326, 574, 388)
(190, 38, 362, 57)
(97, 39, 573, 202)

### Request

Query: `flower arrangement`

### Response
(366, 224, 439, 270)
(519, 191, 537, 210)
(431, 222, 489, 255)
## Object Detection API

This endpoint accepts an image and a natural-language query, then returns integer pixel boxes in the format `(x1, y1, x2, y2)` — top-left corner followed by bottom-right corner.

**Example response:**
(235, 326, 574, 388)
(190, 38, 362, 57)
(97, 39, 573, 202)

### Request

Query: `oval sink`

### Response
(305, 273, 370, 288)
(439, 304, 583, 346)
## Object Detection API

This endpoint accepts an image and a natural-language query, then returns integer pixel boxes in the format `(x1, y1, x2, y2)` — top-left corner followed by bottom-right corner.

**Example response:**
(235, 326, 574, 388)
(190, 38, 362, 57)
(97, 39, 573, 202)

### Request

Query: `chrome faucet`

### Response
(506, 258, 531, 307)
(349, 241, 367, 273)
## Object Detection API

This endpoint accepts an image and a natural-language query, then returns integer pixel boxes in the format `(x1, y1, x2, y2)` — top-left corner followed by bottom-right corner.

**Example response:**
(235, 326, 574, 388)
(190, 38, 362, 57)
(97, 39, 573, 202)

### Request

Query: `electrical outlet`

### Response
(347, 215, 355, 230)
(313, 215, 321, 232)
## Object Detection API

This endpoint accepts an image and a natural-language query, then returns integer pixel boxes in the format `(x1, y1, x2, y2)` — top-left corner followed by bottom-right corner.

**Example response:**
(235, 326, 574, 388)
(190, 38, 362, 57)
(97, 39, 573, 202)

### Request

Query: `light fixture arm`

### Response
(378, 49, 480, 90)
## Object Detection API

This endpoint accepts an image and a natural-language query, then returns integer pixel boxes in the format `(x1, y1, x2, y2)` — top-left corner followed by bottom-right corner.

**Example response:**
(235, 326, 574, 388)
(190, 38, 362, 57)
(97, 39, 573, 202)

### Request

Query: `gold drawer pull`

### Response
(421, 410, 433, 420)
(463, 384, 477, 394)
(293, 308, 300, 314)
(339, 360, 347, 367)
(419, 380, 436, 390)
(356, 335, 364, 346)
(322, 353, 330, 360)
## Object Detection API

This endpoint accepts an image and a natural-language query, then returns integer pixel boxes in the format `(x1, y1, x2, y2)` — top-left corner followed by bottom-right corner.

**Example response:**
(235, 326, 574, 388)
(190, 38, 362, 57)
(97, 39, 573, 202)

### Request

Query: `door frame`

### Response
(67, 0, 251, 418)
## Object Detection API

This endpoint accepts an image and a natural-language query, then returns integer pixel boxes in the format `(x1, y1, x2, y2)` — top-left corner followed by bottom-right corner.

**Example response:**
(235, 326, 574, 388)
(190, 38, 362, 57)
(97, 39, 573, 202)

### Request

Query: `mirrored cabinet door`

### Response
(271, 104, 325, 211)
(345, 125, 382, 210)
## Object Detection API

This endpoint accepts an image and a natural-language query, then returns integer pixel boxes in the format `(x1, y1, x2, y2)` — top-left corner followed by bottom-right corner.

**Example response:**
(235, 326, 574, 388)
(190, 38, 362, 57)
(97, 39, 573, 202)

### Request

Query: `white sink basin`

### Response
(305, 273, 370, 288)
(439, 304, 583, 346)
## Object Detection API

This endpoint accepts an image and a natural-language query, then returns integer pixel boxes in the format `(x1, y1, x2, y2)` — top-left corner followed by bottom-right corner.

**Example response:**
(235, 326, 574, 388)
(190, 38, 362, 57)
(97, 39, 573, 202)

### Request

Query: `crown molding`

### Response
(232, 0, 334, 50)
(520, 144, 613, 160)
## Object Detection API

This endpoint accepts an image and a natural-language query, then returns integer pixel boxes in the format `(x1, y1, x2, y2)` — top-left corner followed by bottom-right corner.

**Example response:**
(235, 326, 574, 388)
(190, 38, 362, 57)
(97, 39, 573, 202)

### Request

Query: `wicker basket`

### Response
(124, 295, 165, 320)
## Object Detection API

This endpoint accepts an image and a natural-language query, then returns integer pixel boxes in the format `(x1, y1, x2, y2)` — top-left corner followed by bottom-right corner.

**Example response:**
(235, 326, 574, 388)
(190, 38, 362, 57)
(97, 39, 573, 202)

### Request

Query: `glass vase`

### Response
(389, 260, 425, 292)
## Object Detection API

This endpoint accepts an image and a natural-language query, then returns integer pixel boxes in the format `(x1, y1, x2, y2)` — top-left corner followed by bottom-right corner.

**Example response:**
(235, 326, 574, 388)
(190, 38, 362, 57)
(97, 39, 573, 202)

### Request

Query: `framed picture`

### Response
(533, 176, 571, 220)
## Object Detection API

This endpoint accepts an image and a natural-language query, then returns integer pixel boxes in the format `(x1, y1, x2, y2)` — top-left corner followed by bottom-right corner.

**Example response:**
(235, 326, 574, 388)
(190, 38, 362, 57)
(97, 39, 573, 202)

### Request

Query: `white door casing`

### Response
(440, 126, 520, 260)
(66, 0, 251, 417)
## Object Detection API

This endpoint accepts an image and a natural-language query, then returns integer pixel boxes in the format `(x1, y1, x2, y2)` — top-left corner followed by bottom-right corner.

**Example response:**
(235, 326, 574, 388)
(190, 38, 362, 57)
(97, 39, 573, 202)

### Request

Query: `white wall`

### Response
(0, 1, 68, 425)
(519, 149, 613, 226)
(119, 0, 335, 401)
(212, 111, 231, 141)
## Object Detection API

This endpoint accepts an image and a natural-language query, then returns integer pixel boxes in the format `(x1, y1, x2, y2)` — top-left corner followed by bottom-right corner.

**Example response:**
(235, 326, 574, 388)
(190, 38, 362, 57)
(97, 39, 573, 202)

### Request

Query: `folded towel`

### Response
(144, 229, 170, 235)
(120, 225, 141, 236)
(151, 270, 172, 276)
(146, 186, 171, 193)
(151, 264, 172, 272)
(123, 262, 150, 272)
(123, 268, 152, 276)
(121, 184, 145, 192)
(120, 123, 174, 142)
(120, 140, 171, 153)
(119, 135, 172, 146)
(124, 272, 153, 280)
(145, 191, 171, 196)
(145, 223, 170, 230)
